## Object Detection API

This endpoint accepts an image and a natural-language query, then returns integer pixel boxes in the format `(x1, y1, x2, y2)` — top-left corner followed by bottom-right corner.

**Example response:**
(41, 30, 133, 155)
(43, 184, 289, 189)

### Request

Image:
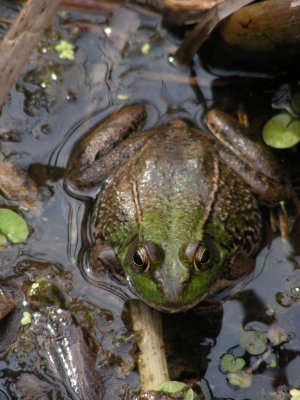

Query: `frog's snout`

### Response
(154, 264, 190, 303)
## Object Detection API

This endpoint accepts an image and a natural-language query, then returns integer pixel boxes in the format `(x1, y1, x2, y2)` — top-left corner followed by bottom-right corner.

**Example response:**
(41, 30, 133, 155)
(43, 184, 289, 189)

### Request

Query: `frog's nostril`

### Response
(94, 151, 101, 162)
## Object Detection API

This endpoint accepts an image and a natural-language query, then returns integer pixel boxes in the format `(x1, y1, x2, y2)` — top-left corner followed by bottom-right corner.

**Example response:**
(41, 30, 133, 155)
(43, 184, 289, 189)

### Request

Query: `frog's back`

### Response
(92, 120, 261, 258)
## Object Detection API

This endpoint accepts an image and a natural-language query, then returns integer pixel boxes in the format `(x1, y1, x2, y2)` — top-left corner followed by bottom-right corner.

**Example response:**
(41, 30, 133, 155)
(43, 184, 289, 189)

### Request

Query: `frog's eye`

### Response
(132, 247, 150, 273)
(193, 246, 211, 272)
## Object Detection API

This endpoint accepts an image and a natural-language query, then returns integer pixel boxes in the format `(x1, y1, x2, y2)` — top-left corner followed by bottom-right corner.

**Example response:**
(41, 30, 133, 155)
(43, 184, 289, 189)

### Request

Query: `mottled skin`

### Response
(66, 105, 289, 313)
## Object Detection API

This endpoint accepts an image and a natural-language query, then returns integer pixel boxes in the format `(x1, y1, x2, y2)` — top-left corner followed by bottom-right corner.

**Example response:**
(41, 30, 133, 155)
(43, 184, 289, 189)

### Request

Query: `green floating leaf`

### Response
(0, 233, 7, 246)
(228, 370, 252, 389)
(239, 330, 267, 355)
(156, 381, 187, 394)
(0, 208, 29, 244)
(220, 353, 245, 372)
(263, 113, 300, 149)
(290, 389, 300, 400)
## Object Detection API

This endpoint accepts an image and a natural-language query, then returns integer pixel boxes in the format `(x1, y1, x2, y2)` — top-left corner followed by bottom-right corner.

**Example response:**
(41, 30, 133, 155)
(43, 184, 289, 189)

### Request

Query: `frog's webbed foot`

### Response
(87, 240, 125, 283)
(66, 104, 147, 192)
(205, 109, 293, 204)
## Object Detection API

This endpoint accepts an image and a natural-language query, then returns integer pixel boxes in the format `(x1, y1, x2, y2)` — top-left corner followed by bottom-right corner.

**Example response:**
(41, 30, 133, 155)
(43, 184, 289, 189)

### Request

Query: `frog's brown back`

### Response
(92, 119, 261, 258)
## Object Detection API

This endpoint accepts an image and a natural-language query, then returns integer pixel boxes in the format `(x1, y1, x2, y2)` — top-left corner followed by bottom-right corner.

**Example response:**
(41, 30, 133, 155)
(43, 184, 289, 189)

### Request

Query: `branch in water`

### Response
(130, 300, 170, 392)
(0, 0, 61, 110)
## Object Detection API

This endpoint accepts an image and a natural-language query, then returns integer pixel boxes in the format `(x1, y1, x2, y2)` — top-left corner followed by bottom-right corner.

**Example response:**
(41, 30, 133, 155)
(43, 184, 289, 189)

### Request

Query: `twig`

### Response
(133, 0, 223, 25)
(0, 18, 13, 25)
(62, 0, 119, 14)
(0, 0, 61, 110)
(130, 300, 170, 392)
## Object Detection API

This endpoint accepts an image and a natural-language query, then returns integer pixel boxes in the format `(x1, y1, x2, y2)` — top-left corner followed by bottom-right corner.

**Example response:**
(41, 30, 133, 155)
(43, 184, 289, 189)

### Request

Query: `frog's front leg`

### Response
(205, 109, 292, 204)
(66, 104, 147, 191)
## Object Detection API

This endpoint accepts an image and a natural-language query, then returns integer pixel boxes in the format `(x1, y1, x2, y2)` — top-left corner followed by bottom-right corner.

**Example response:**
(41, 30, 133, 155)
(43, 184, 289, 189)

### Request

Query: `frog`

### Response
(66, 104, 291, 313)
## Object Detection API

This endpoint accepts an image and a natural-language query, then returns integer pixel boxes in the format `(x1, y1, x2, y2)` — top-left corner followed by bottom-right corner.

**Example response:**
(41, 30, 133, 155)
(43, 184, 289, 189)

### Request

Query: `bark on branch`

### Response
(130, 300, 170, 392)
(0, 0, 61, 110)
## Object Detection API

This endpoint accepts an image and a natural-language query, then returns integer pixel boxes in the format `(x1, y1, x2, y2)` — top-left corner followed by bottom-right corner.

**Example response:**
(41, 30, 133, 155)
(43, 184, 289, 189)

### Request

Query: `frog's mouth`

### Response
(144, 295, 207, 313)
(126, 276, 208, 313)
(136, 292, 207, 313)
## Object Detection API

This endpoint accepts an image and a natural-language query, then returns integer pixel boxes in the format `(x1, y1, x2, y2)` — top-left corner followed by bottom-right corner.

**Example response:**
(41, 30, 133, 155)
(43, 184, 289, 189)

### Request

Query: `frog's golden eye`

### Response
(132, 247, 150, 273)
(193, 246, 211, 272)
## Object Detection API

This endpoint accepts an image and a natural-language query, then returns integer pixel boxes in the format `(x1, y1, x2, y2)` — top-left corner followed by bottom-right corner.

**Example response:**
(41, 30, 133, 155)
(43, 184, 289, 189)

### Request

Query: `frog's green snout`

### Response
(124, 236, 222, 312)
(154, 262, 190, 303)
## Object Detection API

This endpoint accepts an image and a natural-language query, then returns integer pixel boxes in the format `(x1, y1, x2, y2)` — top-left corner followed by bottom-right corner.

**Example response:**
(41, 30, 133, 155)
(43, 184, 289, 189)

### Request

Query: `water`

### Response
(0, 2, 299, 399)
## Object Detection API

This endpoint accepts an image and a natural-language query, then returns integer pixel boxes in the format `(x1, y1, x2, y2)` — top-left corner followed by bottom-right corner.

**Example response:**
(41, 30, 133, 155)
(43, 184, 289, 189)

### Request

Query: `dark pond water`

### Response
(0, 1, 299, 399)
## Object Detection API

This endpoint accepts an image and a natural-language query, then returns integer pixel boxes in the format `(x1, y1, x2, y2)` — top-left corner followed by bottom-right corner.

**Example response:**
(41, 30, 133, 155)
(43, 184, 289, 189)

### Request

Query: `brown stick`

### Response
(133, 0, 223, 25)
(0, 0, 61, 110)
(130, 300, 170, 392)
(62, 0, 119, 14)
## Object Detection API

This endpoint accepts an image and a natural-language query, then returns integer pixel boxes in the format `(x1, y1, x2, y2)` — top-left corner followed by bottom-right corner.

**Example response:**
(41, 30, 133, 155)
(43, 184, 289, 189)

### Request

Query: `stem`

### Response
(0, 0, 61, 110)
(130, 300, 170, 392)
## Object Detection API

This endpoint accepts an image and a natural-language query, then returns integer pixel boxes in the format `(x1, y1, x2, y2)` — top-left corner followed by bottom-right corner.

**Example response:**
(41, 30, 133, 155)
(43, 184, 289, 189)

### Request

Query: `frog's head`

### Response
(123, 233, 227, 313)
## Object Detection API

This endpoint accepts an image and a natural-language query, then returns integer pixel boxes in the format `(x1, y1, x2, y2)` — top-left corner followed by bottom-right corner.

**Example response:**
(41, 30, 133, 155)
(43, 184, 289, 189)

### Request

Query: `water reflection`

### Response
(0, 2, 298, 399)
(204, 237, 300, 398)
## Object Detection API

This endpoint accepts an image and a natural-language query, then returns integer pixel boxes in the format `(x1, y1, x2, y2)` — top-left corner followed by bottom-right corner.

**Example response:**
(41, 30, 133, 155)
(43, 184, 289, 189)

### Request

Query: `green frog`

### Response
(66, 104, 290, 313)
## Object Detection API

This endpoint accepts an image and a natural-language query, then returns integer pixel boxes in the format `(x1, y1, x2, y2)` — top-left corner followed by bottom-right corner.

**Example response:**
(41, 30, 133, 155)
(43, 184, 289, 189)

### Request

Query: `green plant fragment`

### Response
(0, 233, 7, 246)
(21, 311, 32, 326)
(220, 353, 245, 372)
(290, 389, 300, 400)
(239, 330, 267, 355)
(228, 370, 252, 388)
(0, 208, 29, 243)
(29, 282, 40, 296)
(183, 388, 194, 400)
(141, 43, 151, 55)
(156, 381, 187, 394)
(117, 93, 129, 100)
(263, 113, 300, 149)
(54, 39, 75, 60)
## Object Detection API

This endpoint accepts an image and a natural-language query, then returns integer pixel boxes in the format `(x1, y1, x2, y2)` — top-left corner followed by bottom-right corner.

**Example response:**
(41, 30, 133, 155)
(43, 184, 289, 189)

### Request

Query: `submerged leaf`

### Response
(220, 353, 245, 372)
(239, 330, 267, 355)
(228, 370, 252, 388)
(0, 208, 29, 244)
(263, 113, 300, 149)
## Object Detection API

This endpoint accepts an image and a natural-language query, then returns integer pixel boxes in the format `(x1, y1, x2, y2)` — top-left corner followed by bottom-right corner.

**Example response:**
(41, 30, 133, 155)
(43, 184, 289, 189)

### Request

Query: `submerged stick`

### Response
(130, 300, 170, 392)
(0, 0, 61, 110)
